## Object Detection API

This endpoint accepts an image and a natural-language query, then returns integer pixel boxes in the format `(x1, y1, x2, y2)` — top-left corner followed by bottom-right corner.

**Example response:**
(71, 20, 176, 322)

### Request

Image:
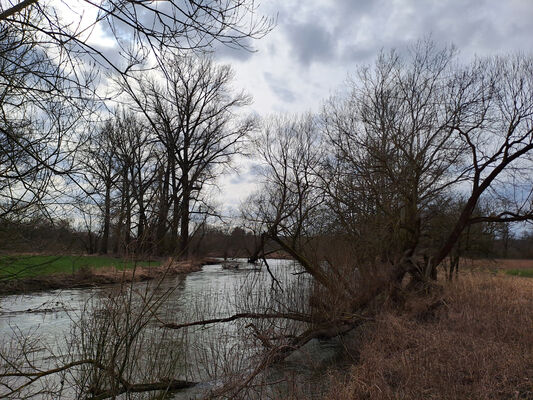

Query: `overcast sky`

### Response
(212, 0, 533, 214)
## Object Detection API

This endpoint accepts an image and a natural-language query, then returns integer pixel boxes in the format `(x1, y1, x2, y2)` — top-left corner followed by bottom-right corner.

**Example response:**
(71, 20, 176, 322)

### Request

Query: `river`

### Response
(0, 259, 345, 399)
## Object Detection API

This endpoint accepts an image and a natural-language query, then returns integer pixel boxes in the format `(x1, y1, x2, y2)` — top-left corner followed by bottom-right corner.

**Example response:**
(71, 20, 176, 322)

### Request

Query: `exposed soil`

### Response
(0, 257, 221, 296)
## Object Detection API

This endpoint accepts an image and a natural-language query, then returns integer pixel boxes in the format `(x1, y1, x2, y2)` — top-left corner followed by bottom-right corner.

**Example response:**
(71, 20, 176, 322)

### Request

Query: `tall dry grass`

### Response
(326, 272, 533, 400)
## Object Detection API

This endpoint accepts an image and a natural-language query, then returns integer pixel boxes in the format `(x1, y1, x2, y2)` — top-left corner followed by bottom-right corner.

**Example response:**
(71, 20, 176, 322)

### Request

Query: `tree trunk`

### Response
(113, 181, 127, 254)
(179, 187, 190, 259)
(100, 183, 111, 254)
(155, 163, 171, 255)
(137, 195, 145, 253)
(179, 135, 190, 259)
(124, 176, 132, 253)
(170, 163, 180, 250)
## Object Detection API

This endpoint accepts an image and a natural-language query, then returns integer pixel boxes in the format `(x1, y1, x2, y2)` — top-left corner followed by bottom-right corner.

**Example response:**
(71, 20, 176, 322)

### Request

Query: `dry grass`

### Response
(459, 258, 533, 271)
(326, 272, 533, 400)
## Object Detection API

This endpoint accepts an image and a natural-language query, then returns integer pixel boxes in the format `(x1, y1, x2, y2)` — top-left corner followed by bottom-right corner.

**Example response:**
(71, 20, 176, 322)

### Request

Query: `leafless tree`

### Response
(243, 115, 330, 282)
(121, 55, 255, 258)
(0, 0, 271, 227)
(322, 42, 533, 285)
(322, 43, 467, 269)
(0, 0, 272, 65)
(0, 23, 93, 222)
(109, 110, 157, 255)
(228, 44, 533, 391)
(0, 279, 195, 399)
(78, 122, 119, 254)
(429, 54, 533, 272)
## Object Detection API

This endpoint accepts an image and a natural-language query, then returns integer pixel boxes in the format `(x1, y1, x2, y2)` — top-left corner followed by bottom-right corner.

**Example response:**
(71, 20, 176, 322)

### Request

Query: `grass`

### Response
(0, 254, 160, 279)
(505, 268, 533, 278)
(325, 272, 533, 400)
(458, 258, 533, 278)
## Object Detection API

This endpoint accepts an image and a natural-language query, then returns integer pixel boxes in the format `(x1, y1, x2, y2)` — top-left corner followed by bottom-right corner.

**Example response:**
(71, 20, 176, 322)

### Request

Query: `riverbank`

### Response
(0, 257, 220, 296)
(324, 271, 533, 400)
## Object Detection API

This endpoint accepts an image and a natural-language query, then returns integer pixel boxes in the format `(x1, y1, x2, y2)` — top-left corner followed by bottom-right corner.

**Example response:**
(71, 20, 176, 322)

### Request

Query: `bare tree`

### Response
(0, 23, 92, 222)
(122, 55, 255, 257)
(0, 0, 272, 58)
(0, 0, 271, 227)
(229, 45, 533, 390)
(0, 281, 194, 399)
(322, 43, 533, 285)
(323, 43, 467, 270)
(78, 122, 119, 254)
(243, 115, 331, 283)
(110, 110, 157, 254)
(429, 55, 533, 273)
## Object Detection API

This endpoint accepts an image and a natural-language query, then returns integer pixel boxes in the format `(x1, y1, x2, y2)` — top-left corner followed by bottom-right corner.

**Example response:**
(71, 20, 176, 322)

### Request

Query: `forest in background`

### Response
(1, 217, 533, 260)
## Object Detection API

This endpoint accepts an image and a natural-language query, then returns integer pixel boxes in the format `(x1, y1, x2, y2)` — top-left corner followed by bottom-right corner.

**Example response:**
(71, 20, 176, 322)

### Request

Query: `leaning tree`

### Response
(220, 44, 533, 395)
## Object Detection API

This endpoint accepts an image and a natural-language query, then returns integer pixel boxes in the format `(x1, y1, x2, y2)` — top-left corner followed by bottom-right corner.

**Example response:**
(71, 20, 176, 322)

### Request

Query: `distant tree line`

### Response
(3, 214, 533, 260)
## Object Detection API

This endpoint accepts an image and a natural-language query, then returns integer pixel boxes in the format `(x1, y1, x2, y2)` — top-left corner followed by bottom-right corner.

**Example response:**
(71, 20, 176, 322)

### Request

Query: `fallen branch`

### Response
(208, 319, 361, 399)
(162, 311, 315, 329)
(0, 358, 197, 399)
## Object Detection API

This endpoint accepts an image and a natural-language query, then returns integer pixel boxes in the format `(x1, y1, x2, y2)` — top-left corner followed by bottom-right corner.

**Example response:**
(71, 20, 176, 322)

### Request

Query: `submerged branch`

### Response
(0, 358, 197, 399)
(89, 379, 197, 400)
(210, 319, 361, 399)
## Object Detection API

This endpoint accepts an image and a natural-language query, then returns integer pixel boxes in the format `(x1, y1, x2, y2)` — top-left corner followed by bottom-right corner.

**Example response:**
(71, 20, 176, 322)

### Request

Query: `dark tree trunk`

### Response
(113, 181, 127, 254)
(137, 197, 146, 253)
(179, 187, 190, 259)
(155, 163, 171, 255)
(170, 163, 180, 250)
(179, 137, 190, 259)
(125, 183, 131, 252)
(100, 182, 112, 254)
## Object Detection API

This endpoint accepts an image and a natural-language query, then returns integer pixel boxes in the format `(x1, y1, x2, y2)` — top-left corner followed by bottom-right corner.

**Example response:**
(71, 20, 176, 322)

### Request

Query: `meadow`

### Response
(0, 254, 160, 279)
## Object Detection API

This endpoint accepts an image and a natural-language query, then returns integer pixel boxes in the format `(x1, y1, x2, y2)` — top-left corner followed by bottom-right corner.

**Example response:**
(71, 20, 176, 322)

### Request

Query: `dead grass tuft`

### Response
(326, 272, 533, 400)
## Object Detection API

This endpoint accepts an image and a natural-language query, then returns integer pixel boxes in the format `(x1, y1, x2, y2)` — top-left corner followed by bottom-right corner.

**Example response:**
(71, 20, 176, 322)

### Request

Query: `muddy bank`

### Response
(0, 257, 220, 296)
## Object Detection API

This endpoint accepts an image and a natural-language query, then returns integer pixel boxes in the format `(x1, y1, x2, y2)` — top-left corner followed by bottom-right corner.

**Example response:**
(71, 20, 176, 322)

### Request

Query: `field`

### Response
(506, 269, 533, 278)
(458, 258, 533, 279)
(0, 254, 161, 279)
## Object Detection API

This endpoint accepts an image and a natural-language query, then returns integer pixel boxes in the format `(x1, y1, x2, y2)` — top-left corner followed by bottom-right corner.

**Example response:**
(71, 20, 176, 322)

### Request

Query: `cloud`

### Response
(213, 38, 255, 62)
(86, 0, 533, 208)
(220, 0, 533, 209)
(263, 72, 296, 103)
(229, 175, 246, 185)
(284, 22, 336, 66)
(272, 0, 533, 70)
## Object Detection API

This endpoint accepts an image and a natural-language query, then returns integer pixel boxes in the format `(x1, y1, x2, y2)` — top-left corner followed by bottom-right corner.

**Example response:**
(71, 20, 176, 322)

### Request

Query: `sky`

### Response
(212, 0, 533, 214)
(216, 0, 533, 114)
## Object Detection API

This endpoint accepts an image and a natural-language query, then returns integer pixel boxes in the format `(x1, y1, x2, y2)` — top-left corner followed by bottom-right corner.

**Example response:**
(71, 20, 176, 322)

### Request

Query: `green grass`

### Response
(0, 255, 160, 279)
(505, 269, 533, 278)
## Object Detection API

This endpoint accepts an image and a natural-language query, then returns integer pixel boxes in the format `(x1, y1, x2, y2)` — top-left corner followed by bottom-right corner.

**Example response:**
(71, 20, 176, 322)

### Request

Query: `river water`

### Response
(0, 259, 344, 399)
